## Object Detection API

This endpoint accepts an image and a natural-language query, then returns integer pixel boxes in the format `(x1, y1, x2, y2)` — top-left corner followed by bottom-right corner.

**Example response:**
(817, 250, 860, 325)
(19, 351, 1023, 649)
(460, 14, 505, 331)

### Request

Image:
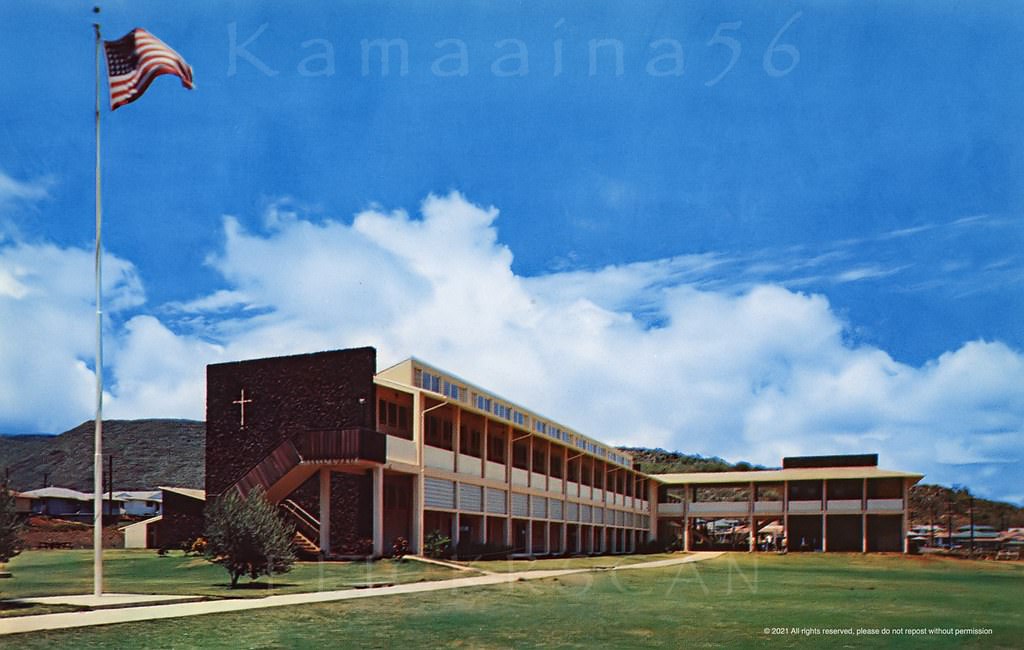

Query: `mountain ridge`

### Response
(0, 419, 204, 491)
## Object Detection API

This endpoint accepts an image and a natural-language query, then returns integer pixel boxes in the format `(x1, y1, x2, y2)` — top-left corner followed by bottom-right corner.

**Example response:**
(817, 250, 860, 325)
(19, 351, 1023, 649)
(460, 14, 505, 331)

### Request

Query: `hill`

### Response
(0, 419, 204, 491)
(620, 447, 767, 474)
(909, 483, 1024, 529)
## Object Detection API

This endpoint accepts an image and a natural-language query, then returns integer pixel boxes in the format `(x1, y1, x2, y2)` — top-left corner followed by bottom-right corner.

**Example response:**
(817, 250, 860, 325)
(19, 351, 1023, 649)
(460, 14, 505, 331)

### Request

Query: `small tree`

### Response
(424, 530, 452, 559)
(203, 486, 296, 588)
(0, 483, 22, 566)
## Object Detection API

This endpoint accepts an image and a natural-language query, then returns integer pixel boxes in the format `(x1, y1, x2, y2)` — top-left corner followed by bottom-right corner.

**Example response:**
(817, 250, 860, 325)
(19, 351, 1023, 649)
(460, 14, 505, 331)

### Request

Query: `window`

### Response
(378, 397, 412, 440)
(417, 370, 442, 393)
(549, 448, 563, 478)
(788, 480, 822, 501)
(460, 426, 482, 457)
(867, 478, 903, 499)
(487, 432, 506, 464)
(385, 483, 411, 509)
(513, 410, 525, 426)
(475, 395, 492, 412)
(442, 380, 462, 401)
(512, 439, 529, 470)
(532, 446, 547, 473)
(425, 415, 454, 450)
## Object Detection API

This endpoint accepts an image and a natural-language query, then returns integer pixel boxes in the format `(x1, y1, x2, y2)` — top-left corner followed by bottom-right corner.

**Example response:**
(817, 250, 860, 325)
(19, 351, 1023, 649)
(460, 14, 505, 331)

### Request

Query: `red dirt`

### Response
(19, 516, 125, 550)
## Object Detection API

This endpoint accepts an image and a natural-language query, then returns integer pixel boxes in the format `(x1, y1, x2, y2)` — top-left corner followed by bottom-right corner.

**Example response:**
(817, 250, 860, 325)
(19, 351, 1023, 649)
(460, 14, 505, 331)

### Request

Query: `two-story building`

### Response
(204, 347, 920, 557)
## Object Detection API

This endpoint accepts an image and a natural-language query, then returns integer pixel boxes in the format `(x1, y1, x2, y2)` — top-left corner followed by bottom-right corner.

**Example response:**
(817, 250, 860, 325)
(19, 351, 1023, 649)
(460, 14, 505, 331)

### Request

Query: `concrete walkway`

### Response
(0, 552, 723, 637)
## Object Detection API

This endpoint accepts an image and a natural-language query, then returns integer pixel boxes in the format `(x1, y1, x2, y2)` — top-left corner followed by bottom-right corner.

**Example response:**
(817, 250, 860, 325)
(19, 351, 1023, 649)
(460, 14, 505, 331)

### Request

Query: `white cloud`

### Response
(0, 170, 51, 206)
(3, 191, 1023, 502)
(0, 239, 144, 431)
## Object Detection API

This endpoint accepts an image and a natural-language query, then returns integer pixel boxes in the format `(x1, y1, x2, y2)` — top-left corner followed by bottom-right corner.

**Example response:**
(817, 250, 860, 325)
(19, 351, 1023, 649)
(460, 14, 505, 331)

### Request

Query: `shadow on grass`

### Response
(217, 582, 299, 591)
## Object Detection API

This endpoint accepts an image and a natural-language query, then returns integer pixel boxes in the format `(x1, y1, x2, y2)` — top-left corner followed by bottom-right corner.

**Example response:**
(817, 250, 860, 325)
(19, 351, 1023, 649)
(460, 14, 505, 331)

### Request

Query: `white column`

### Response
(453, 406, 461, 474)
(319, 468, 331, 556)
(683, 484, 691, 551)
(412, 472, 423, 554)
(903, 478, 911, 554)
(782, 480, 789, 551)
(862, 477, 868, 553)
(372, 466, 384, 557)
(749, 481, 756, 552)
(822, 479, 828, 553)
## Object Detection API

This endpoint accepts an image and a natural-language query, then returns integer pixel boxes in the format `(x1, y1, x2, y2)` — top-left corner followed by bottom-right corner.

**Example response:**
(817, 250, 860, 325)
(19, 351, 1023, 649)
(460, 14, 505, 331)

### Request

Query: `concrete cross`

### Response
(232, 389, 253, 427)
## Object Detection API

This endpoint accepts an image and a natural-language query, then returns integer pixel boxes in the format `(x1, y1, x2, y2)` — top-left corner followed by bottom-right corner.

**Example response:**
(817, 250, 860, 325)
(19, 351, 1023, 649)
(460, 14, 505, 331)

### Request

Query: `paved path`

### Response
(0, 552, 723, 637)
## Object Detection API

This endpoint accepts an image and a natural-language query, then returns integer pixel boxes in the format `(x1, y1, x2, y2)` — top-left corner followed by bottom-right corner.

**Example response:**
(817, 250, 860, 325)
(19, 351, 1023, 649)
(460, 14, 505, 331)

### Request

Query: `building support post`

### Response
(412, 473, 424, 554)
(782, 480, 789, 552)
(372, 466, 384, 557)
(862, 478, 868, 553)
(749, 481, 756, 552)
(822, 479, 828, 553)
(319, 468, 331, 556)
(903, 478, 911, 554)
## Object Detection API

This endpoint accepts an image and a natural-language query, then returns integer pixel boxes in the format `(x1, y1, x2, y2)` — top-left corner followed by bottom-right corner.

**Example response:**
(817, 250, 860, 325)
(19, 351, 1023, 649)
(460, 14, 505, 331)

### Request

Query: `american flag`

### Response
(103, 28, 194, 110)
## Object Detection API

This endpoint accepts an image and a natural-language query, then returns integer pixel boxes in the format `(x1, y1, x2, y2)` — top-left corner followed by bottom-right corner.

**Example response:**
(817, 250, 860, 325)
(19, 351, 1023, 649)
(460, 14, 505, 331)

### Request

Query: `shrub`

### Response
(664, 536, 685, 552)
(424, 530, 452, 559)
(391, 536, 410, 559)
(0, 483, 22, 566)
(188, 536, 208, 556)
(203, 486, 296, 587)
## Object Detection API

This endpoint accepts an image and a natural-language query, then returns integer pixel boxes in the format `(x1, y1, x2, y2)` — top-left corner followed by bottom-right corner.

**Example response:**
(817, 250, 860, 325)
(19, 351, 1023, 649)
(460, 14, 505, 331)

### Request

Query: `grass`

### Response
(0, 549, 465, 611)
(467, 552, 683, 573)
(3, 553, 1022, 648)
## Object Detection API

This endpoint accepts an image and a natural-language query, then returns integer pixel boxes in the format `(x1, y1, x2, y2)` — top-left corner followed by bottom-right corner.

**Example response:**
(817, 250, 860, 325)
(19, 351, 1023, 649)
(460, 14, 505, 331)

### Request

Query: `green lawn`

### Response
(467, 552, 683, 573)
(0, 549, 464, 605)
(4, 553, 1022, 648)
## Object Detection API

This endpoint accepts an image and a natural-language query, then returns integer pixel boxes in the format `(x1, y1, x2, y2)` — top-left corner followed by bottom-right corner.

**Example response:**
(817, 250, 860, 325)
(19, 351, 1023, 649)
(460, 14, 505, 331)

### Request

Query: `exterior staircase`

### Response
(280, 498, 323, 559)
(292, 531, 320, 558)
(230, 428, 386, 504)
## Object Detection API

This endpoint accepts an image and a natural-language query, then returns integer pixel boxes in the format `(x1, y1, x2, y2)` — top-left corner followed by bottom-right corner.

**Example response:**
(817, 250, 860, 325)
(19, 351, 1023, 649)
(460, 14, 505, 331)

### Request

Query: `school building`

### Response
(204, 347, 920, 557)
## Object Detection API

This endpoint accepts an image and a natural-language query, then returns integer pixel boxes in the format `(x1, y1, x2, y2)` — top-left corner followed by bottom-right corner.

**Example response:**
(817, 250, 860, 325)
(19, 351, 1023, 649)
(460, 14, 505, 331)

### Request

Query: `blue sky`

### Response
(1, 1, 1022, 502)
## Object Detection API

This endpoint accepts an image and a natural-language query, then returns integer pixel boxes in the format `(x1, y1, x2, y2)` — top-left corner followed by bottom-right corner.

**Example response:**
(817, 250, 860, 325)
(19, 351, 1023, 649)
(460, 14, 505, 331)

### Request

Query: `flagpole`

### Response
(92, 16, 104, 599)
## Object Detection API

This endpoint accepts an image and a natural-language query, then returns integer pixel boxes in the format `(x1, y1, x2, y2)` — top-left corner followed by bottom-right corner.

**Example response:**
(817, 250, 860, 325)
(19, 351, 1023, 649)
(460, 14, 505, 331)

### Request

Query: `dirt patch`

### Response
(19, 516, 125, 549)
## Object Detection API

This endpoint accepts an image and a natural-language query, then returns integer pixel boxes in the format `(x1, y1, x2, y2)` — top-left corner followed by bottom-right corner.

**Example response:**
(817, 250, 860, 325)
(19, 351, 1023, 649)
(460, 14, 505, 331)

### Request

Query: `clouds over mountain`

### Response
(2, 191, 1021, 502)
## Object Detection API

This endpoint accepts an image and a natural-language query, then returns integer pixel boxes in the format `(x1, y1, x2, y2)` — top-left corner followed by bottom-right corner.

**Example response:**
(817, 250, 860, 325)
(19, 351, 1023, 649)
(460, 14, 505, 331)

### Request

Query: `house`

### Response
(114, 490, 163, 517)
(997, 530, 1024, 551)
(121, 486, 205, 549)
(204, 347, 926, 558)
(951, 525, 1002, 551)
(19, 487, 123, 519)
(6, 489, 32, 515)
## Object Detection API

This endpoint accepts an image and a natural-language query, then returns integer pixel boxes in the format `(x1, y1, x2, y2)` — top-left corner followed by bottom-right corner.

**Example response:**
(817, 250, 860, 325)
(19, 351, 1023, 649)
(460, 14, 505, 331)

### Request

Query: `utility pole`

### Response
(946, 491, 954, 549)
(930, 504, 936, 549)
(107, 454, 114, 520)
(969, 495, 975, 555)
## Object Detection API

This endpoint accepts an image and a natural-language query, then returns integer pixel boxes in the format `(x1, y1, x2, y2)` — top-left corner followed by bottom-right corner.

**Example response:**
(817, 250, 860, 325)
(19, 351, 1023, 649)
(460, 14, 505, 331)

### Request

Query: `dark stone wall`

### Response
(286, 470, 372, 555)
(205, 348, 377, 496)
(155, 490, 206, 550)
(330, 472, 373, 554)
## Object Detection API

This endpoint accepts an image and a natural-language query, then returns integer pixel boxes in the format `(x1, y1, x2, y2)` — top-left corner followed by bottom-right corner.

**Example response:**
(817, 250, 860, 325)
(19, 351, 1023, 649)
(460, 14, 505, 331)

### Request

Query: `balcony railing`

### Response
(294, 427, 387, 464)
